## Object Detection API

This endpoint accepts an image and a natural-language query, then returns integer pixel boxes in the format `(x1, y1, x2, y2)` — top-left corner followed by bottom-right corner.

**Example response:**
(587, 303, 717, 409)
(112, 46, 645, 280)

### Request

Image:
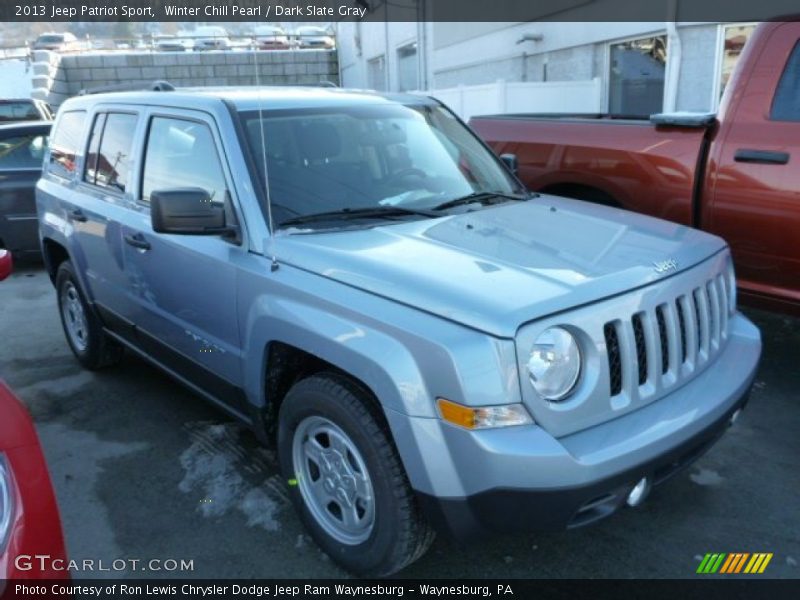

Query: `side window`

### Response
(0, 134, 49, 169)
(141, 117, 228, 206)
(48, 110, 86, 179)
(88, 112, 138, 193)
(771, 42, 800, 122)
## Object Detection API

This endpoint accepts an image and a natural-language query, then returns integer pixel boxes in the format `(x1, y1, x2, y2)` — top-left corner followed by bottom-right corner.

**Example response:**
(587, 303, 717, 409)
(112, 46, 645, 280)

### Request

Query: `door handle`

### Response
(734, 149, 790, 164)
(67, 208, 88, 223)
(124, 232, 151, 251)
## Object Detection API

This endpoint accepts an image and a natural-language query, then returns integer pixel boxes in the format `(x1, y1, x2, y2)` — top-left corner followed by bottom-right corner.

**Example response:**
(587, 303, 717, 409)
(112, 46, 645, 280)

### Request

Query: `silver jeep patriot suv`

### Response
(36, 86, 761, 576)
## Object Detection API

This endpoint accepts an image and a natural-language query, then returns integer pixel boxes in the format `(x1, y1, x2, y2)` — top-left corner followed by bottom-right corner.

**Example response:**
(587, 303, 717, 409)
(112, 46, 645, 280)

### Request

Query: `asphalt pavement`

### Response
(1, 264, 798, 579)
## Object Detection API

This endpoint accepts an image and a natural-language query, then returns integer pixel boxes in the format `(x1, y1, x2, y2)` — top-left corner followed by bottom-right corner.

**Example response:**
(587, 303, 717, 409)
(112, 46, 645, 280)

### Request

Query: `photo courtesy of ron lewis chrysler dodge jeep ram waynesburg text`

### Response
(36, 86, 761, 576)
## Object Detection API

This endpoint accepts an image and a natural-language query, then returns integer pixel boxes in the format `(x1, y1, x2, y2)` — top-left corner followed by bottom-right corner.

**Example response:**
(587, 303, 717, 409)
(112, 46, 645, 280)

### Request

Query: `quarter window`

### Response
(0, 133, 48, 169)
(48, 110, 86, 179)
(141, 117, 228, 206)
(771, 42, 800, 122)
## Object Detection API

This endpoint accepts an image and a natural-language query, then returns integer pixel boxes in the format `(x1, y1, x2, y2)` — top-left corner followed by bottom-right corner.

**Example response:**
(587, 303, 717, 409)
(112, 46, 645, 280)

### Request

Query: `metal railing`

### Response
(2, 31, 336, 60)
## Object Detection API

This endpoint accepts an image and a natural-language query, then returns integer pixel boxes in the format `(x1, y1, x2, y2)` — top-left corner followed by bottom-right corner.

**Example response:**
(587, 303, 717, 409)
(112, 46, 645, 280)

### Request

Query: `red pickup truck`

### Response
(472, 21, 800, 315)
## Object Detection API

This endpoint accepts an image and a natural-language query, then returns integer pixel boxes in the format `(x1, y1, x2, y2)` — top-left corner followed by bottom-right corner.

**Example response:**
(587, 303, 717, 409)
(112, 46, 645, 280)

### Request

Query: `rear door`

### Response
(0, 125, 49, 254)
(706, 22, 800, 306)
(119, 109, 247, 417)
(69, 108, 140, 316)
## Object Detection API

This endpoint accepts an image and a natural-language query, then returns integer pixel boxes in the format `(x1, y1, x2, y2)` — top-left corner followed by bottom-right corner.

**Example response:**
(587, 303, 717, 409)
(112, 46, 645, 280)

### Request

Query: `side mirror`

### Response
(0, 249, 12, 281)
(150, 188, 228, 235)
(500, 153, 519, 175)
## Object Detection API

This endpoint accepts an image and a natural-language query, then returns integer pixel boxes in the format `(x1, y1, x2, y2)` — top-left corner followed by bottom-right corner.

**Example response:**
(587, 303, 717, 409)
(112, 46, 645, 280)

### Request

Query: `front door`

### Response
(706, 23, 800, 307)
(119, 110, 247, 416)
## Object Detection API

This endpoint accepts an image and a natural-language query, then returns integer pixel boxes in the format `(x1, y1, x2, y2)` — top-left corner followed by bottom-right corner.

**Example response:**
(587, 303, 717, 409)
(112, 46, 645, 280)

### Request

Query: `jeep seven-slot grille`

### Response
(604, 274, 730, 397)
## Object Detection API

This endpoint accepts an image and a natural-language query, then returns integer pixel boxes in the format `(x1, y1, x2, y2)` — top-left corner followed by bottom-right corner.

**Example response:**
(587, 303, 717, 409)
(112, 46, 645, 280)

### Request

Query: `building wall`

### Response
(338, 21, 731, 114)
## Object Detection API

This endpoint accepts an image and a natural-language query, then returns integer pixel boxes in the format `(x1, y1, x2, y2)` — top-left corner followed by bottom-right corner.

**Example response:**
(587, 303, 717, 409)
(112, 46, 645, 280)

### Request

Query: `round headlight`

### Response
(527, 327, 581, 401)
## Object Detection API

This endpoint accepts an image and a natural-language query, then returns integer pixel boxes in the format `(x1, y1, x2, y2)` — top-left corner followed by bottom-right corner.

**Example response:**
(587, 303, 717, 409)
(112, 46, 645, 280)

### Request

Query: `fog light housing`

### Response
(437, 398, 533, 430)
(626, 476, 651, 507)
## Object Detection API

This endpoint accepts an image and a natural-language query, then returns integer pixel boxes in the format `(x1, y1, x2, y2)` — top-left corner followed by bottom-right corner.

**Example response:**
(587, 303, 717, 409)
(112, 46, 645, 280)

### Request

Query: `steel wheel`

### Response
(60, 281, 88, 353)
(292, 415, 375, 545)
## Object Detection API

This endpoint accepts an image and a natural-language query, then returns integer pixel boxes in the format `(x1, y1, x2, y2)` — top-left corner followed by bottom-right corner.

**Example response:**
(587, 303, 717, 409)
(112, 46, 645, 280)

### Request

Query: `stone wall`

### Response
(31, 49, 339, 107)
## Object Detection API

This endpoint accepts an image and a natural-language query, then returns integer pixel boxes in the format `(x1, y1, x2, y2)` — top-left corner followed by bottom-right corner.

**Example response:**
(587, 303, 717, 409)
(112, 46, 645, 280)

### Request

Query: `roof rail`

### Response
(316, 81, 338, 88)
(78, 80, 175, 96)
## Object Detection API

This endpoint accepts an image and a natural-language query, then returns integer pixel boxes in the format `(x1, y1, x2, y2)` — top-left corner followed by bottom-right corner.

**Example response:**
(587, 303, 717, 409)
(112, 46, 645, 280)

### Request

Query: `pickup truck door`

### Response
(118, 110, 248, 419)
(705, 22, 800, 306)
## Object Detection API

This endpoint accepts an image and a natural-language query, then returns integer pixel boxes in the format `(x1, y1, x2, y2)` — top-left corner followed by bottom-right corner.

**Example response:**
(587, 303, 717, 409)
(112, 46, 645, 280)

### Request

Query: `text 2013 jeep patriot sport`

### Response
(36, 87, 761, 576)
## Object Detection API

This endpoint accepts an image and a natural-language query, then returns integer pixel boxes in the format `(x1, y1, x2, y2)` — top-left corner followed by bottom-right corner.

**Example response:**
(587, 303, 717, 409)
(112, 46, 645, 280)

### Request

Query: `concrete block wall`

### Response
(30, 50, 70, 106)
(41, 50, 338, 106)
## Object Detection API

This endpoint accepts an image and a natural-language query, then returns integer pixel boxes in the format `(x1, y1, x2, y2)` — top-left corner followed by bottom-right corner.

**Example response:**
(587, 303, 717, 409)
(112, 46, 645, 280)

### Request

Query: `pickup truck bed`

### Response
(472, 21, 800, 315)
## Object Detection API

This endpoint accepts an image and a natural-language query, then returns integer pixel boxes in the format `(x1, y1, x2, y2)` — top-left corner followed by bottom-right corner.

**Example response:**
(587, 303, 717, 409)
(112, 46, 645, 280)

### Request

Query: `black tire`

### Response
(278, 373, 435, 577)
(55, 261, 123, 370)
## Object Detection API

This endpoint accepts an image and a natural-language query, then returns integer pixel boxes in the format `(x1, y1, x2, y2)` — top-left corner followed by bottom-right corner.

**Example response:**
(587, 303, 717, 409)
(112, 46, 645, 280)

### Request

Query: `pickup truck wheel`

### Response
(278, 373, 435, 576)
(56, 261, 122, 370)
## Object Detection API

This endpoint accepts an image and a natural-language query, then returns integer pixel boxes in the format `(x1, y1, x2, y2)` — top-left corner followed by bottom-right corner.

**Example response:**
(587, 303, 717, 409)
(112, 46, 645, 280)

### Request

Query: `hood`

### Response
(276, 196, 726, 338)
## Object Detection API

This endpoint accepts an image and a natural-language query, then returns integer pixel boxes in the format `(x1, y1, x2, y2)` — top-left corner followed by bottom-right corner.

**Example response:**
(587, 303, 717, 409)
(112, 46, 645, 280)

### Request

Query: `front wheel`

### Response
(278, 373, 435, 576)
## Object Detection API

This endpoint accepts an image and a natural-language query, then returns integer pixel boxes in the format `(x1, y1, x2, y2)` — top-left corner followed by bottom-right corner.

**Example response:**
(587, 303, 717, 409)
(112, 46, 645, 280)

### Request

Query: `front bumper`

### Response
(387, 313, 760, 540)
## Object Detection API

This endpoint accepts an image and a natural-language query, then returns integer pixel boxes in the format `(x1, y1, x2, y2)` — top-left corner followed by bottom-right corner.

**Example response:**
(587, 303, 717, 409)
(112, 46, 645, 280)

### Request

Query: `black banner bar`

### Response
(1, 0, 800, 23)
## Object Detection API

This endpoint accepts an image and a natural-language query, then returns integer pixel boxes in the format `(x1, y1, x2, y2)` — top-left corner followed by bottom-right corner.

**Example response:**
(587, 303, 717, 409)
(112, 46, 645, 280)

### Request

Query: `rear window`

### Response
(771, 42, 800, 122)
(0, 101, 40, 122)
(83, 112, 138, 193)
(48, 110, 86, 179)
(0, 133, 48, 170)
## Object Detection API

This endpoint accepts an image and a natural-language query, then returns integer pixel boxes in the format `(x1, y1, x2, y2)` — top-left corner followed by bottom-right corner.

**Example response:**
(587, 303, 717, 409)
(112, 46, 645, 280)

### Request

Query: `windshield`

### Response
(0, 101, 41, 122)
(240, 103, 523, 228)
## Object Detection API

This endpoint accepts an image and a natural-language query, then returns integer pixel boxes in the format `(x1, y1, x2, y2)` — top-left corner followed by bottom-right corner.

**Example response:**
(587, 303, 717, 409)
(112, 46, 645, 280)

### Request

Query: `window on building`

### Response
(717, 24, 756, 102)
(0, 133, 48, 170)
(771, 42, 800, 122)
(367, 55, 386, 91)
(84, 112, 138, 193)
(397, 43, 418, 92)
(608, 35, 667, 117)
(48, 110, 86, 179)
(141, 117, 228, 206)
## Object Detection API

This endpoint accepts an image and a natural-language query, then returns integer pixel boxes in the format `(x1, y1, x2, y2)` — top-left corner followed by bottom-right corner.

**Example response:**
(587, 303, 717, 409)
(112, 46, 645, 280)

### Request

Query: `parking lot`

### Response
(1, 263, 798, 579)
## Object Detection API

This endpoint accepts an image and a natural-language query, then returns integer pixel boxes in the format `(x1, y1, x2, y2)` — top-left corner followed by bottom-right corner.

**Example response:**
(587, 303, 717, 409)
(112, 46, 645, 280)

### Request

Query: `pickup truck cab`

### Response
(472, 21, 800, 315)
(37, 86, 761, 576)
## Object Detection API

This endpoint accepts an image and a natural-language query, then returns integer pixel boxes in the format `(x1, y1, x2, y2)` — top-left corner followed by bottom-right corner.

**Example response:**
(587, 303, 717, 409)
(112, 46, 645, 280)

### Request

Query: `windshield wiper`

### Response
(278, 206, 440, 229)
(432, 191, 533, 212)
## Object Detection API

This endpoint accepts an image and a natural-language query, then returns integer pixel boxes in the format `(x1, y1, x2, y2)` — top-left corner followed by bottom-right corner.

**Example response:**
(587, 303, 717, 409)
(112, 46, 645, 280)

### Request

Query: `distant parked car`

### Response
(154, 34, 190, 52)
(32, 32, 79, 53)
(192, 26, 230, 51)
(0, 121, 50, 258)
(294, 26, 335, 49)
(0, 253, 68, 583)
(254, 25, 290, 50)
(0, 99, 53, 123)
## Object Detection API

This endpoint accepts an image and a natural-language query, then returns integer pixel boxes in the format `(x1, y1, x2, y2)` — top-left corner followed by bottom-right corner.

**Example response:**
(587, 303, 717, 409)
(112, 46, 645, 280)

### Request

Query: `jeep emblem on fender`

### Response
(654, 259, 679, 273)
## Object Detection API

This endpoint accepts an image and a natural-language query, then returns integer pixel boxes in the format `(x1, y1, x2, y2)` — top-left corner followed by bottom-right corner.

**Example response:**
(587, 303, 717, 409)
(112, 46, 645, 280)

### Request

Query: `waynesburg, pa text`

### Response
(13, 584, 514, 597)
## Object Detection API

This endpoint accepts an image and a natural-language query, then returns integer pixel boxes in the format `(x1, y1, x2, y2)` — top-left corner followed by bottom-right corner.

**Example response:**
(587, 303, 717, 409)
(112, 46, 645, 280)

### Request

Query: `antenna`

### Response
(252, 37, 279, 272)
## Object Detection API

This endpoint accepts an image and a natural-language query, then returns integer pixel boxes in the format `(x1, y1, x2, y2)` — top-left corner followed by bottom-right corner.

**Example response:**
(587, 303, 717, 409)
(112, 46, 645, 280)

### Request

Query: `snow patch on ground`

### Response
(178, 421, 284, 532)
(690, 468, 724, 486)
